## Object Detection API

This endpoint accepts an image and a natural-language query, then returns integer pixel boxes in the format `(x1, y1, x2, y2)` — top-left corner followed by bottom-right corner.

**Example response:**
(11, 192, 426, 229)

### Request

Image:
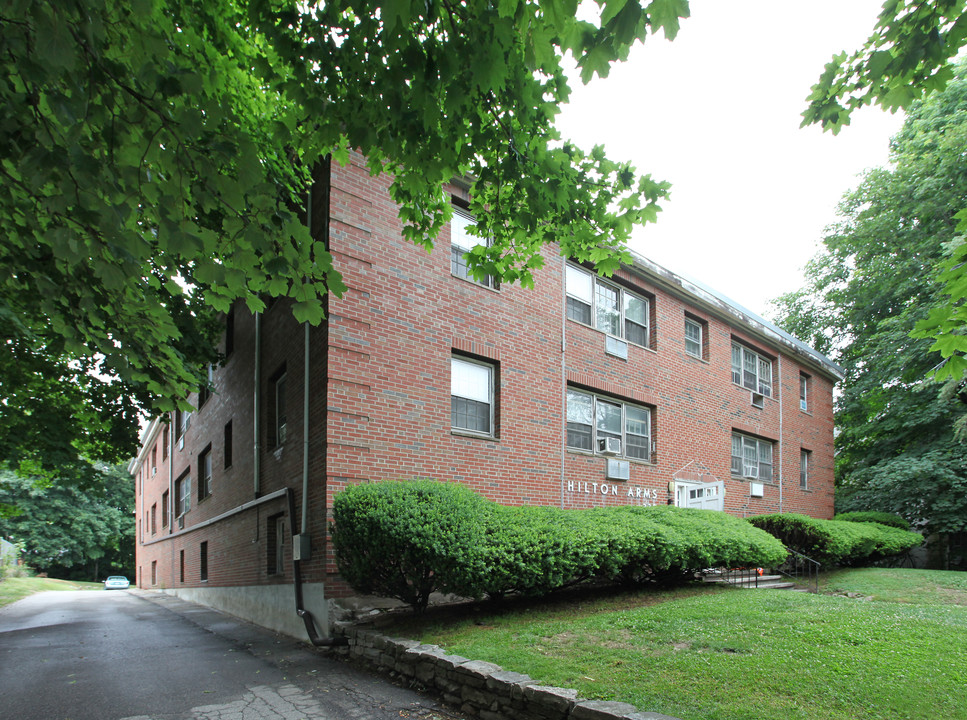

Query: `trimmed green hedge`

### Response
(833, 511, 912, 531)
(332, 481, 787, 610)
(748, 513, 922, 566)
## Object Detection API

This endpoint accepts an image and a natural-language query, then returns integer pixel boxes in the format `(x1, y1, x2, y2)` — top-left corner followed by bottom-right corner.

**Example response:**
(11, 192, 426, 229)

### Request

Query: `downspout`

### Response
(302, 321, 310, 534)
(168, 412, 175, 531)
(291, 160, 344, 646)
(777, 355, 783, 513)
(254, 311, 262, 498)
(560, 254, 567, 510)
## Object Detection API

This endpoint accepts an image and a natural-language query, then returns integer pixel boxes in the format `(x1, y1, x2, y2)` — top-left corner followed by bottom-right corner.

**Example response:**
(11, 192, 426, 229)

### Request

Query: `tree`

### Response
(0, 463, 135, 579)
(802, 0, 967, 382)
(1, 0, 684, 472)
(773, 67, 967, 535)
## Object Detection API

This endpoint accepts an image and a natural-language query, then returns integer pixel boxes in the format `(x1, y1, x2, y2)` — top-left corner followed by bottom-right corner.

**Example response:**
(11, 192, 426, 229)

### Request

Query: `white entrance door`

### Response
(675, 481, 724, 511)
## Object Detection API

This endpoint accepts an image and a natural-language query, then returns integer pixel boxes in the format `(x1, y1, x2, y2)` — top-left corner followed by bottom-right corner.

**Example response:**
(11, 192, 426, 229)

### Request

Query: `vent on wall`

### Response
(606, 336, 628, 360)
(606, 459, 630, 481)
(751, 392, 764, 409)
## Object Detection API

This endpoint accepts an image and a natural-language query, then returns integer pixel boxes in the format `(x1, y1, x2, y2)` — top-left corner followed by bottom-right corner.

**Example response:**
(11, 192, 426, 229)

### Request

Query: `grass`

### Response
(382, 569, 967, 720)
(0, 576, 104, 608)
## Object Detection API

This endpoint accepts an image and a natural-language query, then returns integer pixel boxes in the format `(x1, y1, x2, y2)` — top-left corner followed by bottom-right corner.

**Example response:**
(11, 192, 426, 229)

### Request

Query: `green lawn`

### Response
(0, 577, 104, 608)
(385, 569, 967, 720)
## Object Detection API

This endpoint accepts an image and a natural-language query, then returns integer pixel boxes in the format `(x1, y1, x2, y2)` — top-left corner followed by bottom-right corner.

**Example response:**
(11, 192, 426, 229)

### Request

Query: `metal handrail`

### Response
(775, 547, 820, 593)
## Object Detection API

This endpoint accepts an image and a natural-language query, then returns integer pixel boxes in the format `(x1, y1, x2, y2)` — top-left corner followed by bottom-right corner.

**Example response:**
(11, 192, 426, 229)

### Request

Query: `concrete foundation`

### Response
(163, 582, 329, 640)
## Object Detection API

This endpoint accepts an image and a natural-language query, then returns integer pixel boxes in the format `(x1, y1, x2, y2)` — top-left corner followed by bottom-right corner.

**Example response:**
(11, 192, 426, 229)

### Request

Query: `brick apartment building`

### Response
(129, 152, 842, 639)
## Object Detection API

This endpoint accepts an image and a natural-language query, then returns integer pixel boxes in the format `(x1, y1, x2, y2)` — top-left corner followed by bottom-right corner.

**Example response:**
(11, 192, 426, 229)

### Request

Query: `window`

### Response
(198, 364, 214, 407)
(450, 207, 495, 288)
(162, 425, 169, 460)
(151, 503, 157, 535)
(198, 447, 212, 500)
(800, 374, 810, 412)
(175, 473, 191, 517)
(151, 446, 157, 474)
(162, 491, 169, 528)
(179, 549, 185, 583)
(451, 355, 495, 436)
(200, 541, 208, 582)
(176, 407, 191, 440)
(731, 433, 774, 481)
(731, 342, 772, 396)
(269, 366, 287, 447)
(565, 264, 650, 347)
(685, 316, 707, 359)
(151, 561, 157, 586)
(800, 449, 810, 489)
(567, 389, 652, 461)
(224, 420, 233, 469)
(268, 514, 286, 575)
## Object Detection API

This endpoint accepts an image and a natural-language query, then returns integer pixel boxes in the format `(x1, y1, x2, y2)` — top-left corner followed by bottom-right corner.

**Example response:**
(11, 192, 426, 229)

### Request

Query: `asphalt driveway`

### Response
(0, 588, 465, 720)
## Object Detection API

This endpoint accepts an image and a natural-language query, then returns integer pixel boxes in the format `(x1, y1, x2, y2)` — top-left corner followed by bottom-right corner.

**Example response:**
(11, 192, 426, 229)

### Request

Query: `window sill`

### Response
(451, 429, 499, 442)
(685, 352, 710, 364)
(731, 382, 775, 401)
(731, 476, 778, 486)
(566, 448, 656, 466)
(451, 273, 500, 292)
(565, 318, 655, 354)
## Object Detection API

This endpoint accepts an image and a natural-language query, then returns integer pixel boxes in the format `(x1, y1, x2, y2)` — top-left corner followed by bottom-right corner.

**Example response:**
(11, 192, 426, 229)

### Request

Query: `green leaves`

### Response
(777, 65, 967, 535)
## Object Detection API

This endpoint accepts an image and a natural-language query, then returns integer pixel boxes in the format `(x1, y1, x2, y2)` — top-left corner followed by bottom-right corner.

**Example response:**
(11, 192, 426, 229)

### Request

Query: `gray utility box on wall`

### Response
(292, 533, 311, 561)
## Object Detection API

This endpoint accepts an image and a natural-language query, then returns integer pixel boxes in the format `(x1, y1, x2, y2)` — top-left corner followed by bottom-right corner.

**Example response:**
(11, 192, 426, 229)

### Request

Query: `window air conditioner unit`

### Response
(598, 437, 621, 456)
(750, 482, 764, 498)
(751, 392, 764, 409)
(177, 515, 185, 529)
(178, 436, 185, 451)
(152, 467, 157, 476)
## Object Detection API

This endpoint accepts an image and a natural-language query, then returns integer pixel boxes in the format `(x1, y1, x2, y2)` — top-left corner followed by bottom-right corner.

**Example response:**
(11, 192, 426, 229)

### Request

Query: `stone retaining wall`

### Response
(332, 625, 681, 720)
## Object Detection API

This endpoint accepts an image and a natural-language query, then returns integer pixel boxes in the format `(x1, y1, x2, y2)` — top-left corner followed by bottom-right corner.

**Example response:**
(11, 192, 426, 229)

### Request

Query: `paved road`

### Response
(0, 589, 465, 720)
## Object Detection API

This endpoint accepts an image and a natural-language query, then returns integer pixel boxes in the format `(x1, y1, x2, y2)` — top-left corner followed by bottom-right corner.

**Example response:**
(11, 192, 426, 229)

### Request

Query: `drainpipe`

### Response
(777, 355, 783, 513)
(287, 490, 345, 646)
(168, 413, 175, 531)
(289, 163, 344, 647)
(254, 311, 262, 498)
(302, 320, 310, 535)
(560, 254, 567, 510)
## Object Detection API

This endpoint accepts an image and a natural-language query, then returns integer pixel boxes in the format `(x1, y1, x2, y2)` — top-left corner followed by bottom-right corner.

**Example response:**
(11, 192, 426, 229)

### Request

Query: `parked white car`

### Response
(103, 576, 130, 590)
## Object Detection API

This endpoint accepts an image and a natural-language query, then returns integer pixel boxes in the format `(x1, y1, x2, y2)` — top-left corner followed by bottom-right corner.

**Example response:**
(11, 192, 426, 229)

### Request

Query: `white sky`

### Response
(556, 0, 906, 318)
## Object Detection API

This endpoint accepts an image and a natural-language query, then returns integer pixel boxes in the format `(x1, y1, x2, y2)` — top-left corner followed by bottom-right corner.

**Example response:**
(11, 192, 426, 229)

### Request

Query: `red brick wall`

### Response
(134, 152, 838, 596)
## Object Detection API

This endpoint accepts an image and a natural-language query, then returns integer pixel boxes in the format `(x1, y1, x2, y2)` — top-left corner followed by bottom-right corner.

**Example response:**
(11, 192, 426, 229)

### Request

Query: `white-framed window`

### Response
(451, 355, 495, 436)
(800, 449, 810, 489)
(565, 264, 650, 347)
(176, 407, 191, 440)
(176, 473, 191, 517)
(269, 366, 287, 447)
(198, 447, 212, 500)
(567, 389, 652, 461)
(731, 432, 773, 481)
(685, 318, 703, 358)
(800, 374, 809, 412)
(450, 207, 495, 288)
(731, 342, 772, 396)
(199, 363, 215, 407)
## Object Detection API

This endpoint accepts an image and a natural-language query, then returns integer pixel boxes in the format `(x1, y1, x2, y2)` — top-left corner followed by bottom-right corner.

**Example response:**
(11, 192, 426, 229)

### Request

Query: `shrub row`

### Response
(832, 511, 912, 531)
(331, 480, 787, 610)
(748, 513, 922, 566)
